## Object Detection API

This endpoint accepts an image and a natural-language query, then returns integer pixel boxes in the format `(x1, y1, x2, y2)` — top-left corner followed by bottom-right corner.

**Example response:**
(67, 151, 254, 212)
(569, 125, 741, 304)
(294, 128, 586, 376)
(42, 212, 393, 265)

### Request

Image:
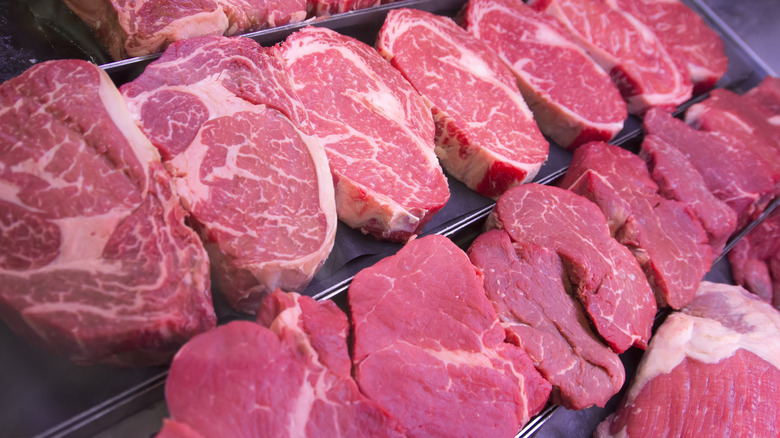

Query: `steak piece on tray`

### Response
(349, 234, 551, 437)
(165, 291, 405, 438)
(468, 229, 625, 410)
(122, 36, 337, 314)
(281, 27, 450, 242)
(376, 8, 548, 198)
(729, 208, 780, 308)
(463, 0, 627, 149)
(596, 282, 780, 437)
(0, 60, 215, 366)
(529, 0, 692, 114)
(488, 184, 656, 353)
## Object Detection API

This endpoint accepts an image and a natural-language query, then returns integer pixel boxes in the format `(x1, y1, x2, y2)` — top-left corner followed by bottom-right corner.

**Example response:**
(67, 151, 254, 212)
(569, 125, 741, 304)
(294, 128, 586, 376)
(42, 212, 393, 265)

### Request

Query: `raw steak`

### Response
(63, 0, 307, 59)
(468, 230, 625, 410)
(596, 282, 780, 437)
(157, 420, 204, 438)
(643, 108, 775, 228)
(612, 0, 728, 94)
(529, 0, 692, 114)
(0, 60, 215, 366)
(463, 0, 627, 149)
(560, 142, 712, 309)
(729, 208, 780, 308)
(377, 8, 548, 198)
(281, 27, 450, 241)
(487, 184, 656, 352)
(122, 36, 337, 315)
(349, 235, 551, 437)
(166, 291, 405, 438)
(308, 0, 380, 16)
(640, 135, 737, 255)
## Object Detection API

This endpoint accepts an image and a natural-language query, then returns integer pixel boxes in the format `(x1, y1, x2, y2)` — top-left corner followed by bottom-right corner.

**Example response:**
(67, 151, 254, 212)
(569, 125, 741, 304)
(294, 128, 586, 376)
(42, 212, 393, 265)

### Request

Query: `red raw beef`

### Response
(487, 184, 656, 353)
(349, 235, 551, 438)
(559, 142, 712, 309)
(308, 0, 379, 16)
(0, 60, 215, 366)
(529, 0, 692, 114)
(596, 282, 780, 437)
(165, 291, 405, 438)
(729, 208, 780, 308)
(377, 8, 548, 198)
(468, 230, 625, 410)
(463, 0, 626, 149)
(281, 27, 450, 241)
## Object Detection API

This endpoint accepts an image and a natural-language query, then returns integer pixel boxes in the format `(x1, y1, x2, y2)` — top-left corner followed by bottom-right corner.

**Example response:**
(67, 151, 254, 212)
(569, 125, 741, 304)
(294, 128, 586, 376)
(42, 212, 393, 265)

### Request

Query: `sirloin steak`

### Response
(463, 0, 627, 149)
(0, 60, 215, 366)
(122, 36, 337, 314)
(377, 8, 548, 198)
(596, 282, 780, 437)
(488, 184, 656, 353)
(165, 291, 405, 438)
(349, 234, 551, 437)
(281, 27, 450, 242)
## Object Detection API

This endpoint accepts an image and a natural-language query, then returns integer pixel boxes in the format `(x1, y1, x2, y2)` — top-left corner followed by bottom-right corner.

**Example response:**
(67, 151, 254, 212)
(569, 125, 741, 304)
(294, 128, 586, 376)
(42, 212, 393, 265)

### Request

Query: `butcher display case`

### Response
(0, 0, 778, 437)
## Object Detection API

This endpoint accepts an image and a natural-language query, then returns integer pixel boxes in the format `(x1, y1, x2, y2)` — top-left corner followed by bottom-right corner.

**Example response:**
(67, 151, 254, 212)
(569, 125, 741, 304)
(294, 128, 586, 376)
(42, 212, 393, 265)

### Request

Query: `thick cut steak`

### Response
(166, 291, 404, 438)
(463, 0, 626, 149)
(308, 0, 380, 16)
(640, 135, 737, 255)
(122, 36, 337, 314)
(612, 0, 728, 94)
(643, 108, 774, 228)
(729, 208, 780, 308)
(377, 8, 548, 198)
(530, 0, 692, 114)
(63, 0, 307, 60)
(596, 282, 780, 437)
(468, 230, 625, 410)
(281, 27, 450, 242)
(560, 142, 712, 309)
(0, 60, 215, 366)
(349, 235, 551, 437)
(488, 184, 656, 352)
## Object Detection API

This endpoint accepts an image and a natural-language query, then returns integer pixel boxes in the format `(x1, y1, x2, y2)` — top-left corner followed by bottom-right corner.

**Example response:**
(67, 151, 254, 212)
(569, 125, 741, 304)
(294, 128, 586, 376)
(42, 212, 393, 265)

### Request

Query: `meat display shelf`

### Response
(0, 0, 776, 437)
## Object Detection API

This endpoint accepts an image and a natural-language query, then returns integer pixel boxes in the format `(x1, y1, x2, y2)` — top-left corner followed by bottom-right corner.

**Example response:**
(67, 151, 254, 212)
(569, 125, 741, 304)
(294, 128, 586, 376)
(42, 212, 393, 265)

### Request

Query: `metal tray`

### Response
(0, 0, 775, 437)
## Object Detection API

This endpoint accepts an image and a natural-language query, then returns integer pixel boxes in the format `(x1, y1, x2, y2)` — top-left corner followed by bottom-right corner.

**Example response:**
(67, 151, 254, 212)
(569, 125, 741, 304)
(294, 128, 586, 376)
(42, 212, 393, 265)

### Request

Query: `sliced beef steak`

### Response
(596, 282, 780, 437)
(640, 135, 737, 255)
(529, 0, 692, 114)
(612, 0, 728, 94)
(165, 291, 405, 438)
(643, 108, 774, 228)
(560, 142, 712, 309)
(377, 8, 548, 198)
(463, 0, 626, 149)
(468, 230, 625, 410)
(308, 0, 380, 16)
(281, 27, 449, 241)
(0, 60, 215, 366)
(729, 208, 780, 308)
(488, 184, 656, 352)
(349, 235, 551, 437)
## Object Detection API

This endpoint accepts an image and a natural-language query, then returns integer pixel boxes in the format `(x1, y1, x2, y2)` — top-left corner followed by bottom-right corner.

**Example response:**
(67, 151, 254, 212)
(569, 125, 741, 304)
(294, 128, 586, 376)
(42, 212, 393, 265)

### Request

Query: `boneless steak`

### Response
(529, 0, 692, 114)
(468, 230, 625, 410)
(349, 234, 551, 437)
(729, 208, 780, 308)
(463, 0, 627, 149)
(0, 60, 215, 366)
(121, 36, 337, 314)
(281, 27, 450, 241)
(165, 291, 404, 438)
(596, 282, 780, 437)
(377, 8, 548, 198)
(488, 184, 656, 353)
(308, 0, 380, 16)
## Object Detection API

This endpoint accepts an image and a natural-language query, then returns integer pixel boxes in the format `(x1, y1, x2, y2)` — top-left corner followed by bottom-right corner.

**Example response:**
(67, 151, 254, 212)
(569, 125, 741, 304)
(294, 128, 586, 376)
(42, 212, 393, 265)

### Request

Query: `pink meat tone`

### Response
(349, 235, 551, 437)
(488, 184, 656, 353)
(307, 0, 380, 16)
(122, 36, 337, 315)
(729, 208, 780, 308)
(0, 60, 215, 366)
(463, 0, 626, 149)
(377, 8, 548, 198)
(281, 27, 450, 242)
